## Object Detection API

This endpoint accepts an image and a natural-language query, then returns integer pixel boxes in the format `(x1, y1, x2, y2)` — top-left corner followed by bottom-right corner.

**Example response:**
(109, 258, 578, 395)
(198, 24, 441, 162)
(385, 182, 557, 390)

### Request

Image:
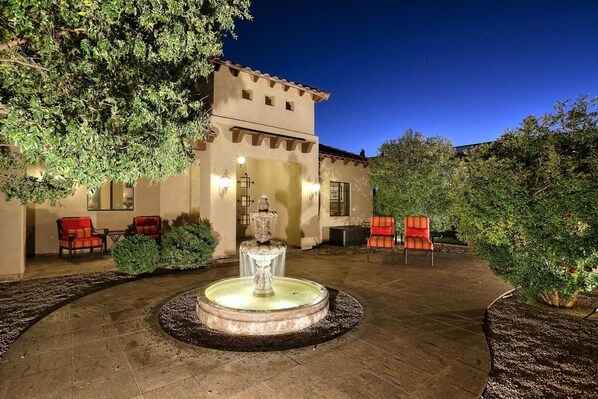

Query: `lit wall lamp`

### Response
(309, 182, 321, 200)
(219, 172, 232, 197)
(237, 155, 246, 166)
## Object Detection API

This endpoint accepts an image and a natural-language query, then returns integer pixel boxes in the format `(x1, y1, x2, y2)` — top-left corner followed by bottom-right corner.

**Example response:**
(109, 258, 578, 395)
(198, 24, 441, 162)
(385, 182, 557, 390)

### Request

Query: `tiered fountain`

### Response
(196, 196, 329, 335)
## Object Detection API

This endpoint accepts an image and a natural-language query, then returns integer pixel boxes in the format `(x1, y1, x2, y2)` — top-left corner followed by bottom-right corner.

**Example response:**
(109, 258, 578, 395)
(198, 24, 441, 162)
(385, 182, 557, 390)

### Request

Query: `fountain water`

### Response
(196, 196, 329, 335)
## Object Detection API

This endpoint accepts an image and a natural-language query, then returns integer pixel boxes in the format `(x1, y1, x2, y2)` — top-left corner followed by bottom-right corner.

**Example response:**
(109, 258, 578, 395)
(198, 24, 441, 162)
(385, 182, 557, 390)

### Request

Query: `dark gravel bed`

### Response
(483, 290, 598, 398)
(0, 271, 138, 359)
(159, 287, 363, 351)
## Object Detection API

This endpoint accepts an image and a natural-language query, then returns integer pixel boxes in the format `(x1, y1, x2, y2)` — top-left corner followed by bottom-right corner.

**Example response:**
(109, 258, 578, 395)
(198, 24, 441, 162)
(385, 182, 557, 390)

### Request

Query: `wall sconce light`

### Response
(237, 156, 246, 165)
(219, 172, 232, 197)
(309, 182, 321, 200)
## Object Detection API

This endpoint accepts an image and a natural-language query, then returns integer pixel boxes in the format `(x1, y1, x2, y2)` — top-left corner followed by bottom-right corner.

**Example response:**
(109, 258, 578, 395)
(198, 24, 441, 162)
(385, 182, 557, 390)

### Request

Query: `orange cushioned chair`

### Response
(367, 216, 395, 261)
(133, 216, 161, 242)
(57, 217, 107, 261)
(404, 216, 434, 266)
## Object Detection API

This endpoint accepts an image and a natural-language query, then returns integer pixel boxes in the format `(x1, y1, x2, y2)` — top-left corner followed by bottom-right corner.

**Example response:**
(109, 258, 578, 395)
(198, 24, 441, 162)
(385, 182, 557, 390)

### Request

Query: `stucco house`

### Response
(0, 59, 372, 280)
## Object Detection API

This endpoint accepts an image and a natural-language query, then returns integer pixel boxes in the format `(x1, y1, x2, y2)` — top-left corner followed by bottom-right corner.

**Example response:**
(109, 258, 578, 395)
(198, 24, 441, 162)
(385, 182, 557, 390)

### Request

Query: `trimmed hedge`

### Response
(112, 235, 159, 275)
(160, 224, 218, 269)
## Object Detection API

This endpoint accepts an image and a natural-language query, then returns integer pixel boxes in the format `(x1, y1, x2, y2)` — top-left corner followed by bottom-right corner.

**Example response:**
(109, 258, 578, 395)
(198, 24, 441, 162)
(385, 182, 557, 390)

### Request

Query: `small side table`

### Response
(107, 229, 128, 245)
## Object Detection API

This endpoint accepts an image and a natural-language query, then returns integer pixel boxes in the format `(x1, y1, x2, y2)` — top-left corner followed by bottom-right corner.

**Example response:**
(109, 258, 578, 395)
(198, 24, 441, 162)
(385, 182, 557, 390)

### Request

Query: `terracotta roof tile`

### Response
(319, 144, 368, 165)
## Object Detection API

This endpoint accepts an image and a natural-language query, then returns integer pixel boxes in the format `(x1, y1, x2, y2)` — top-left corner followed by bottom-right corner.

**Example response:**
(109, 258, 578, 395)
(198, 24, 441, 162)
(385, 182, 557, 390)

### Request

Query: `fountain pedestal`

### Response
(240, 240, 286, 297)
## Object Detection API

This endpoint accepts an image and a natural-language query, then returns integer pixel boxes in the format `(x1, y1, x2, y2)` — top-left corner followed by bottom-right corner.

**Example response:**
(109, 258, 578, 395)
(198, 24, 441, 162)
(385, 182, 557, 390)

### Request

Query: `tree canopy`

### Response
(369, 130, 456, 233)
(452, 97, 598, 304)
(0, 0, 251, 204)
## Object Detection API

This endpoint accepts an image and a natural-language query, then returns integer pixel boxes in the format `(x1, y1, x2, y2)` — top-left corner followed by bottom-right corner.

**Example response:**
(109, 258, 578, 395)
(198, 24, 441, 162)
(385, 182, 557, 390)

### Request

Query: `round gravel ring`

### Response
(158, 287, 363, 352)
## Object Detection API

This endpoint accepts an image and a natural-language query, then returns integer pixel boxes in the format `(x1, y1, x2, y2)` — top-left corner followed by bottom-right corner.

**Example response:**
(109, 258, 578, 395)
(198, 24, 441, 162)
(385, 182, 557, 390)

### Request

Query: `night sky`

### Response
(223, 1, 598, 156)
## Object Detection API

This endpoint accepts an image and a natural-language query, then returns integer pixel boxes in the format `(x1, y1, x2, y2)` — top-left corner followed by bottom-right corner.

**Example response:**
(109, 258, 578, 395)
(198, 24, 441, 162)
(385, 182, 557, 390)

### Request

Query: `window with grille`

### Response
(330, 181, 350, 216)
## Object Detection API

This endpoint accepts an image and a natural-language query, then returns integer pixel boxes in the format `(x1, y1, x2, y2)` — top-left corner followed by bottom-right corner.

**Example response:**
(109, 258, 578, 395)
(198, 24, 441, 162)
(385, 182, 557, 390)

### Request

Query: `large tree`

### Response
(452, 97, 598, 305)
(0, 0, 250, 204)
(369, 130, 456, 233)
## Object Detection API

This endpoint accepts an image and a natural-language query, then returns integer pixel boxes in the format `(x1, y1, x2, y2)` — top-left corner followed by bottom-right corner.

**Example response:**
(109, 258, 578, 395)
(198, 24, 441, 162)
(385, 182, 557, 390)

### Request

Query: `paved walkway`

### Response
(0, 250, 511, 399)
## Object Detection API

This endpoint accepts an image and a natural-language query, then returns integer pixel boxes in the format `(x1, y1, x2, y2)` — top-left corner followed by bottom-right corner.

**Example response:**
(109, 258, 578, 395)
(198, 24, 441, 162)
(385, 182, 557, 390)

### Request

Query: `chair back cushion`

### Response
(371, 226, 394, 236)
(371, 216, 394, 228)
(60, 217, 92, 231)
(368, 216, 395, 249)
(134, 216, 161, 236)
(59, 217, 93, 240)
(405, 216, 430, 238)
(134, 216, 160, 227)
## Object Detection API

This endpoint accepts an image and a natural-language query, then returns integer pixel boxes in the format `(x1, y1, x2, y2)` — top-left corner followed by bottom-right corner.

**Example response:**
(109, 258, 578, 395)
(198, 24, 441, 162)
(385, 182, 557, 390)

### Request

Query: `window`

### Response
(285, 101, 294, 111)
(241, 90, 252, 100)
(87, 182, 134, 211)
(330, 181, 350, 216)
(265, 95, 274, 106)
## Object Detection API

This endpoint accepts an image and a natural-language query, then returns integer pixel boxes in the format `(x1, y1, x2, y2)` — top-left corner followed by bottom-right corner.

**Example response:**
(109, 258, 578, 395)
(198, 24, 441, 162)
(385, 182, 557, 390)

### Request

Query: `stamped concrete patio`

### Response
(0, 250, 510, 399)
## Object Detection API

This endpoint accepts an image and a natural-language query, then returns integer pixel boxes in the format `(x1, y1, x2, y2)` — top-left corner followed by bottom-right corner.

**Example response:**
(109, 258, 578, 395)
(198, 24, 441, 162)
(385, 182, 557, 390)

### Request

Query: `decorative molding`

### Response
(252, 134, 265, 147)
(231, 128, 245, 143)
(286, 140, 299, 151)
(270, 137, 282, 149)
(301, 142, 315, 154)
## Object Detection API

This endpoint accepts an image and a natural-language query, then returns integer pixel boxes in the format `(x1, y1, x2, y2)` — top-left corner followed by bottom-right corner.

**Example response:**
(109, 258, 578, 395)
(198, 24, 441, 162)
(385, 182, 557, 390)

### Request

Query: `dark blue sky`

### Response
(223, 1, 598, 156)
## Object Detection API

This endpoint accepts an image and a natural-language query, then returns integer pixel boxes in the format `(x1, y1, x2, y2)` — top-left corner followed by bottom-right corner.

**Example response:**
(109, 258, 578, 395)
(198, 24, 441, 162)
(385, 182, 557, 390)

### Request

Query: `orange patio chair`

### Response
(367, 216, 395, 261)
(404, 216, 434, 266)
(133, 216, 162, 243)
(56, 217, 107, 261)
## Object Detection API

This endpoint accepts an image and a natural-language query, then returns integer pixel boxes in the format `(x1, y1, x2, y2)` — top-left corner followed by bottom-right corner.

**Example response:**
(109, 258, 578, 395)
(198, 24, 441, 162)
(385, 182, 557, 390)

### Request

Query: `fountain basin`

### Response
(196, 277, 329, 335)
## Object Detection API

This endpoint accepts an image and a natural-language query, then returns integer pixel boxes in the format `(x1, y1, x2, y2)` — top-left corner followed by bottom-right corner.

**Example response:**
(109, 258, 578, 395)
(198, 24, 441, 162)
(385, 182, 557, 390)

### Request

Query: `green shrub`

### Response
(369, 130, 457, 234)
(160, 223, 218, 269)
(112, 235, 159, 275)
(452, 97, 598, 304)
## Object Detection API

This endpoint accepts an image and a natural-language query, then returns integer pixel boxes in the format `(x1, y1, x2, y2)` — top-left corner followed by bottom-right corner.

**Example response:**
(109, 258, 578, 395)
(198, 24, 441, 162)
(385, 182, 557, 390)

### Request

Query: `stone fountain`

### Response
(196, 195, 329, 335)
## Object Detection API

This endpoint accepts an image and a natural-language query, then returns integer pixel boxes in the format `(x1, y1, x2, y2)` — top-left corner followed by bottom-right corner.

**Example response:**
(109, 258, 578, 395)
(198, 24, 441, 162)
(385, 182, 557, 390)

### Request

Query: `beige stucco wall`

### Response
(319, 158, 373, 241)
(159, 161, 201, 225)
(196, 65, 322, 257)
(0, 199, 26, 280)
(197, 122, 320, 257)
(212, 67, 315, 138)
(32, 179, 161, 254)
(235, 158, 302, 244)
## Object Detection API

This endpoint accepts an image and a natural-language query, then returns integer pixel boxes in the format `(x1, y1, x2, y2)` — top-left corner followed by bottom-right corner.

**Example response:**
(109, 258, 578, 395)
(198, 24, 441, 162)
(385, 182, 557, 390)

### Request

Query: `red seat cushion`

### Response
(404, 237, 434, 250)
(368, 236, 395, 249)
(60, 236, 103, 249)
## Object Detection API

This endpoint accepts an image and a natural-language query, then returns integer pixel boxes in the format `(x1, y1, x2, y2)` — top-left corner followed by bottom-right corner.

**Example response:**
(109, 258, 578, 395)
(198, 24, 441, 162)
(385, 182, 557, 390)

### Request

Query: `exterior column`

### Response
(0, 199, 26, 280)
